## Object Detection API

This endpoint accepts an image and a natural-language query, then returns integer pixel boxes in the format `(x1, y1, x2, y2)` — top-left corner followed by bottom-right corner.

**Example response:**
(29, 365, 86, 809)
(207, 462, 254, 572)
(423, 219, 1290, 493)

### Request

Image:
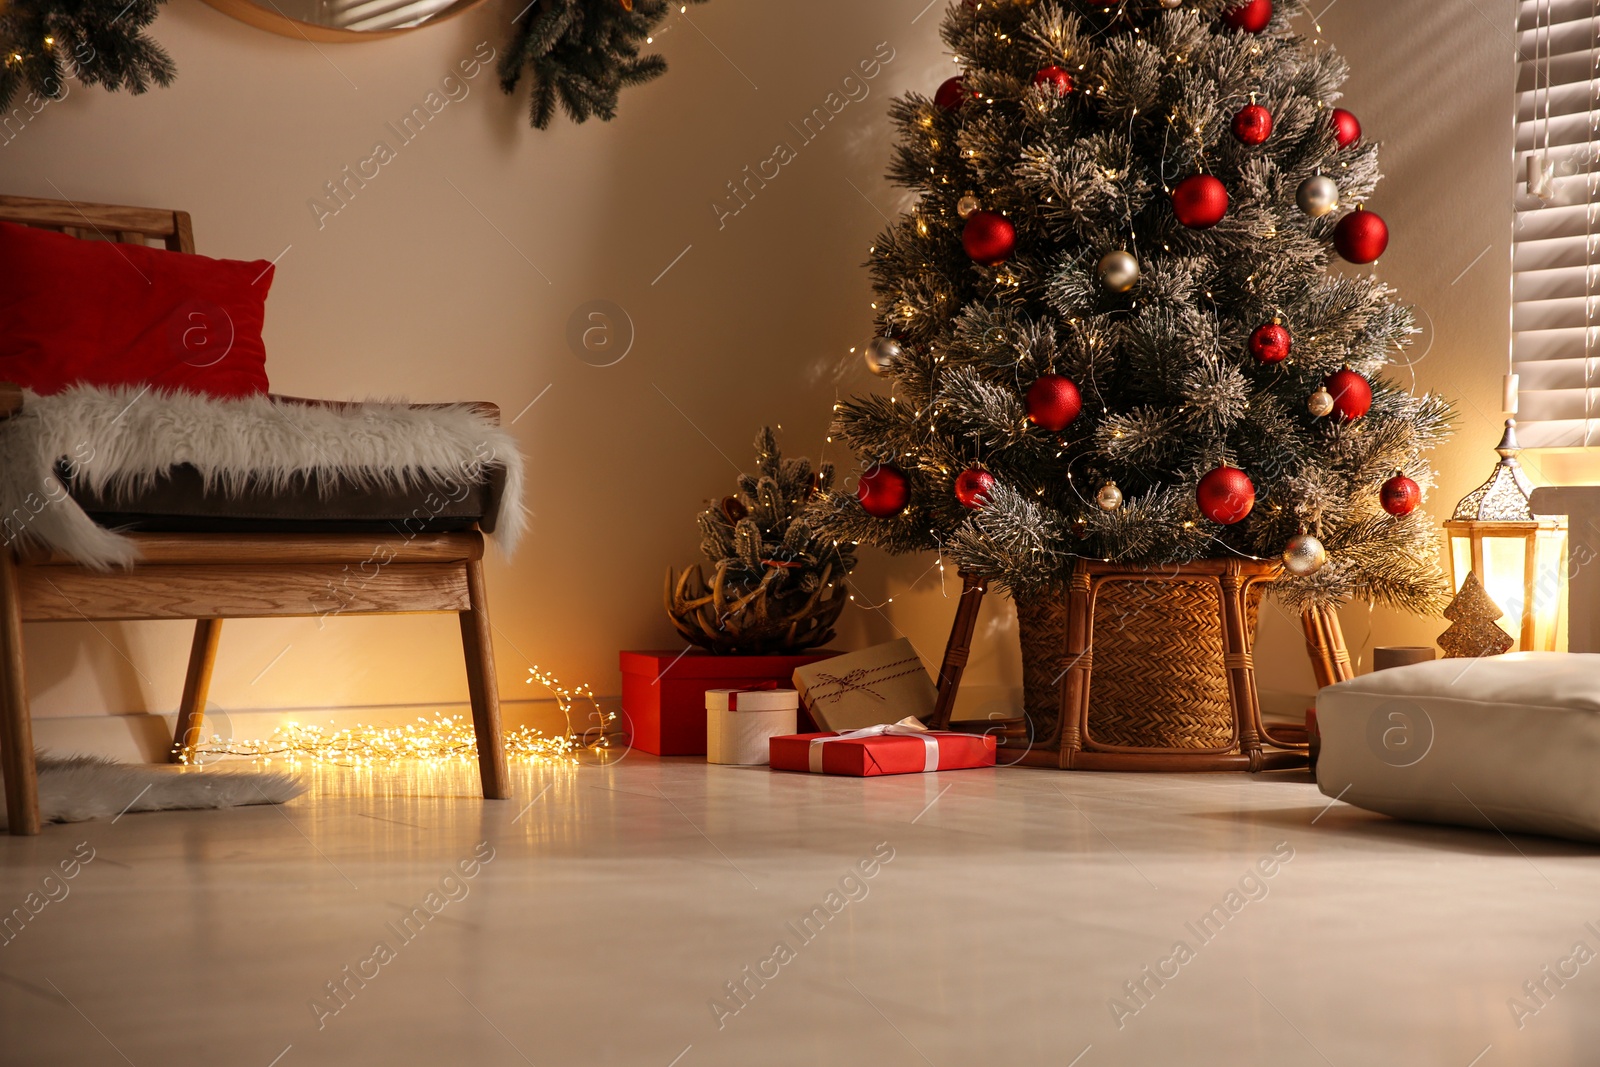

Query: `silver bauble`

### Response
(864, 336, 901, 376)
(1296, 174, 1340, 218)
(1282, 531, 1328, 576)
(1307, 386, 1335, 417)
(956, 194, 980, 219)
(1098, 250, 1140, 293)
(1096, 481, 1124, 511)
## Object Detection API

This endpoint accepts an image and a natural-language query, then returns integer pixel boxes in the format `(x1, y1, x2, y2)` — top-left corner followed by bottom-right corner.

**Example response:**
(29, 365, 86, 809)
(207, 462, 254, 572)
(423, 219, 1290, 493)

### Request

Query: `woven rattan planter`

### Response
(932, 559, 1349, 772)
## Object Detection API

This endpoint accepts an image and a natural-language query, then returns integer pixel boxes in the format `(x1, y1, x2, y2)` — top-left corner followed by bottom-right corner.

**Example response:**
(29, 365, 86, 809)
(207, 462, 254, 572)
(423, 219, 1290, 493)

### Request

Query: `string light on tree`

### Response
(1296, 174, 1339, 217)
(1097, 249, 1140, 292)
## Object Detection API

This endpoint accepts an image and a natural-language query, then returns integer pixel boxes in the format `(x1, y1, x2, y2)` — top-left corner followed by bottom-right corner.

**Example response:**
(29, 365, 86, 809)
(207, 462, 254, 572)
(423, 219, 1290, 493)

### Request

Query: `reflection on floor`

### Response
(1, 754, 1597, 1066)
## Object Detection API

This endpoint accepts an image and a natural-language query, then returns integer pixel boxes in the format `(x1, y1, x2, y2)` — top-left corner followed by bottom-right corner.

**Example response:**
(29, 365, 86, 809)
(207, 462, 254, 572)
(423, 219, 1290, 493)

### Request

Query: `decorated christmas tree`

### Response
(816, 0, 1452, 639)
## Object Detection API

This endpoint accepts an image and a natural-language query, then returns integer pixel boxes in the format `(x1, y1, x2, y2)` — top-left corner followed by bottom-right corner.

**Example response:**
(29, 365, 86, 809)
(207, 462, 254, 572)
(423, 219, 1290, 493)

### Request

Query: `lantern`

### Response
(1443, 420, 1568, 651)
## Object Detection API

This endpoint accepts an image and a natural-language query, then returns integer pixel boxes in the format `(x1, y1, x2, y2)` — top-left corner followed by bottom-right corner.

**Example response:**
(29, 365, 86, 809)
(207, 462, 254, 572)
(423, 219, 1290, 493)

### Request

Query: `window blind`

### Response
(1514, 0, 1600, 448)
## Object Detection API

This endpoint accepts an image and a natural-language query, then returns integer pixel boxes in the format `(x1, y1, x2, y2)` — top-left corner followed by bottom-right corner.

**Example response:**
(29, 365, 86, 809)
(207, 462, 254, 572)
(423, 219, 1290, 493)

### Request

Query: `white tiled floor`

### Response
(2, 755, 1597, 1066)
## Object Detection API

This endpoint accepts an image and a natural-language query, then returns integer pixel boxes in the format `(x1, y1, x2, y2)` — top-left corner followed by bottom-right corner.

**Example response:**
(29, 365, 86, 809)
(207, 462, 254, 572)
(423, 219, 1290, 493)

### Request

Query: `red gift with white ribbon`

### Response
(768, 717, 996, 777)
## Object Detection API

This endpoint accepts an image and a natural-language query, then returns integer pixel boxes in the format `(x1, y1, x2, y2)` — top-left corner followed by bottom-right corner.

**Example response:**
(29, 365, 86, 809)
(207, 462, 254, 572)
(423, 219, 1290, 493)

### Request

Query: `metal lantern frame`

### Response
(1443, 420, 1568, 652)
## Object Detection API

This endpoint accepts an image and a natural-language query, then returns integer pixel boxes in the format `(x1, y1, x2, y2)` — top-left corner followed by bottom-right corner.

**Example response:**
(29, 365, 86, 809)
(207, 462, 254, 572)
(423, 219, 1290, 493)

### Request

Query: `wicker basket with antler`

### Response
(666, 428, 856, 655)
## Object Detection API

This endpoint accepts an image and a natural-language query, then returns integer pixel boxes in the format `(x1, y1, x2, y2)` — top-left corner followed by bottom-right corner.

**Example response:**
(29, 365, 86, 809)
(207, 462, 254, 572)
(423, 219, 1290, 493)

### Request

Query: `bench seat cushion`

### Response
(1316, 653, 1600, 843)
(65, 463, 504, 536)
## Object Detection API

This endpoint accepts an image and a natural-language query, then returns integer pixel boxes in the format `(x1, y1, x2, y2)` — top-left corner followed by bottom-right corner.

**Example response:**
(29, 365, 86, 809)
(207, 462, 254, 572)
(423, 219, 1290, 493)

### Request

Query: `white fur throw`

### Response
(0, 386, 526, 569)
(0, 755, 306, 830)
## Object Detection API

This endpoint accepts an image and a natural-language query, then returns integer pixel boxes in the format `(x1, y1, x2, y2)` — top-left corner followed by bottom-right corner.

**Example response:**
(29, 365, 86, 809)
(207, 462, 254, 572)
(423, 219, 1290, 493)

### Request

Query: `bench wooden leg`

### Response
(1, 551, 40, 835)
(460, 558, 509, 800)
(170, 619, 222, 763)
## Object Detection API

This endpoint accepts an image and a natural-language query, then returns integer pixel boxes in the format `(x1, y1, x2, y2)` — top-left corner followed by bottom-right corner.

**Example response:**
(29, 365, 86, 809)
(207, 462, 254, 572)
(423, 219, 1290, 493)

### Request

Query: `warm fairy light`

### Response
(185, 667, 614, 768)
(186, 715, 579, 768)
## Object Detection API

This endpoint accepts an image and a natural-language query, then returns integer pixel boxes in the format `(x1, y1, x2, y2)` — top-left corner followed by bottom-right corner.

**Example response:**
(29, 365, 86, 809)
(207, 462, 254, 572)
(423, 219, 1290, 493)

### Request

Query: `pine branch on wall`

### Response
(498, 0, 709, 129)
(0, 0, 174, 112)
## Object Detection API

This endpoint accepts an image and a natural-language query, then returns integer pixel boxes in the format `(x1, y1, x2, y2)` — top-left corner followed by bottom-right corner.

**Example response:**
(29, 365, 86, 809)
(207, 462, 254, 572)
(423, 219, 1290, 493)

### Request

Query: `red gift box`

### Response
(619, 650, 838, 756)
(769, 728, 996, 777)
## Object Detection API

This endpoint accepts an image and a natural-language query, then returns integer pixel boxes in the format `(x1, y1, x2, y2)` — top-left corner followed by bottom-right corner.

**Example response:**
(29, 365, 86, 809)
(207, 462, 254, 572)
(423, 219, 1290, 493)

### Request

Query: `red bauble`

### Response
(1197, 466, 1256, 525)
(954, 468, 996, 510)
(1249, 321, 1291, 363)
(1025, 374, 1083, 431)
(1171, 174, 1229, 229)
(935, 76, 973, 111)
(1334, 208, 1388, 264)
(857, 464, 910, 517)
(1380, 473, 1421, 516)
(1231, 103, 1273, 145)
(1324, 367, 1373, 422)
(1330, 107, 1361, 148)
(962, 211, 1016, 265)
(1223, 0, 1272, 32)
(1032, 65, 1074, 95)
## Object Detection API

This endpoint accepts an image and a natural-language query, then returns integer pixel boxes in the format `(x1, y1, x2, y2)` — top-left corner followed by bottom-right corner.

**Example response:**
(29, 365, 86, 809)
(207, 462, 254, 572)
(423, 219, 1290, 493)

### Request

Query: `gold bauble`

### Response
(1097, 249, 1140, 293)
(1307, 387, 1335, 417)
(864, 336, 901, 376)
(1282, 531, 1327, 576)
(956, 194, 980, 219)
(1096, 481, 1123, 511)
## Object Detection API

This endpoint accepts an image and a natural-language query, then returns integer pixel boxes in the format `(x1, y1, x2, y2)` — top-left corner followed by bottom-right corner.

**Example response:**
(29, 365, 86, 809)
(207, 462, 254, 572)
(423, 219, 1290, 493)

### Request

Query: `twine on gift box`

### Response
(808, 662, 924, 706)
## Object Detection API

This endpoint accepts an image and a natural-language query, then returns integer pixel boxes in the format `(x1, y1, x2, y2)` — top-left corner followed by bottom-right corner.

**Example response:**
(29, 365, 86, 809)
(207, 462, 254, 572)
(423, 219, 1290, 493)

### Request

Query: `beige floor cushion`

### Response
(1316, 652, 1600, 843)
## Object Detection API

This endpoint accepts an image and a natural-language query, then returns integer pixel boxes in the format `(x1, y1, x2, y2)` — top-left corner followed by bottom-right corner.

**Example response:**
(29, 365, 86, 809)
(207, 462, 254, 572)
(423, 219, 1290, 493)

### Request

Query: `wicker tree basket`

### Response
(932, 559, 1345, 772)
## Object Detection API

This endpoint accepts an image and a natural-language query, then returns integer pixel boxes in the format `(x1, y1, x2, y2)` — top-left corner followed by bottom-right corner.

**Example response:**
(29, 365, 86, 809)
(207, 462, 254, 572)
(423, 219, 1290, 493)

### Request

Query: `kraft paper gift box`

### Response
(706, 687, 799, 766)
(769, 718, 996, 777)
(790, 638, 937, 732)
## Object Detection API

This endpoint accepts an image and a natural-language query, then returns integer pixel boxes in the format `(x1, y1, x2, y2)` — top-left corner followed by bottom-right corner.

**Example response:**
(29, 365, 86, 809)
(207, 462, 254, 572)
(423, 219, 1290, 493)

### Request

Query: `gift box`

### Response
(619, 649, 836, 756)
(706, 686, 799, 766)
(791, 638, 937, 732)
(769, 718, 996, 777)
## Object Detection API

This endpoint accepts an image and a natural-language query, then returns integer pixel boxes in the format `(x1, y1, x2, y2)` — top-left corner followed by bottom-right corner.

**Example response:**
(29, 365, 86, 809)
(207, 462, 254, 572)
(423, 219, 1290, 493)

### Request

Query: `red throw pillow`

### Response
(0, 220, 272, 398)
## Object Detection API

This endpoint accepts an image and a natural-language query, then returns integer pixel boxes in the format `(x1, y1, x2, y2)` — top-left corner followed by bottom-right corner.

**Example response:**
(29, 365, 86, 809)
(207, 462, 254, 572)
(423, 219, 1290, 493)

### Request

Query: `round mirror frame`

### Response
(200, 0, 489, 42)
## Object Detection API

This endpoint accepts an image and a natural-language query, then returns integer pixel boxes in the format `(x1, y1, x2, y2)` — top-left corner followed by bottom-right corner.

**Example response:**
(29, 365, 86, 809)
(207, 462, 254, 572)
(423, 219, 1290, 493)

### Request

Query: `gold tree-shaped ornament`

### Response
(1437, 571, 1516, 659)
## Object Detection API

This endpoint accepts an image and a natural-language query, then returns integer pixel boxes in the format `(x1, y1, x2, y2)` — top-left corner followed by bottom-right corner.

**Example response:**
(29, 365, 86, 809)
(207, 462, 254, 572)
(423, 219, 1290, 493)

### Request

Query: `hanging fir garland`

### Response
(499, 0, 711, 129)
(0, 0, 174, 111)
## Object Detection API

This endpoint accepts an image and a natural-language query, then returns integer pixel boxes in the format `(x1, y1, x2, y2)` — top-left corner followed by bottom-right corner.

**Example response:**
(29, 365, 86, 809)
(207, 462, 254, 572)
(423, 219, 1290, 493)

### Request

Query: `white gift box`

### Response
(705, 687, 800, 765)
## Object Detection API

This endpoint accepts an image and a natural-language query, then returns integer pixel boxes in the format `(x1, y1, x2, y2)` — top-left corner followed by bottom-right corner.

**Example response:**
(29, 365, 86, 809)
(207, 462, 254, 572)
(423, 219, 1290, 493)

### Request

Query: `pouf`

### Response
(1316, 653, 1600, 843)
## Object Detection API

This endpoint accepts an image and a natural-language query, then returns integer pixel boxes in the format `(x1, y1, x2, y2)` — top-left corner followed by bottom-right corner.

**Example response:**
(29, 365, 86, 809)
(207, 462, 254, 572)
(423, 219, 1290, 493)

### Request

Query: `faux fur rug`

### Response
(0, 755, 307, 830)
(0, 386, 526, 569)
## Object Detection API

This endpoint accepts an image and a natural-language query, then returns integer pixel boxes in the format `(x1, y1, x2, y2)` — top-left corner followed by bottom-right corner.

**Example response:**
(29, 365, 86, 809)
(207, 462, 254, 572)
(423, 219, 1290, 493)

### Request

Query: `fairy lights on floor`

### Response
(184, 667, 619, 769)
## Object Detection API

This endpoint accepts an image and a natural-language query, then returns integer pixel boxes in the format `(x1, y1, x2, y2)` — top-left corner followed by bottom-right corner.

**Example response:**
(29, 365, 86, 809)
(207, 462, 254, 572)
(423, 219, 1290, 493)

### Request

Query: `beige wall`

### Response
(4, 0, 1563, 743)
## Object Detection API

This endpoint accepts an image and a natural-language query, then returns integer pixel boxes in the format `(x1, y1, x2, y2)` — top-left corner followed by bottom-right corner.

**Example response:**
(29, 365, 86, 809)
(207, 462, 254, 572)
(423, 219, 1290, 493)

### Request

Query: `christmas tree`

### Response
(816, 0, 1452, 619)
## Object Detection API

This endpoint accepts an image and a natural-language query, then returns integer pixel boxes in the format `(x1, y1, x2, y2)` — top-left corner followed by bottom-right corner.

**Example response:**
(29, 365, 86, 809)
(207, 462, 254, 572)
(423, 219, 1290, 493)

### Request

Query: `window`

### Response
(1513, 0, 1600, 448)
